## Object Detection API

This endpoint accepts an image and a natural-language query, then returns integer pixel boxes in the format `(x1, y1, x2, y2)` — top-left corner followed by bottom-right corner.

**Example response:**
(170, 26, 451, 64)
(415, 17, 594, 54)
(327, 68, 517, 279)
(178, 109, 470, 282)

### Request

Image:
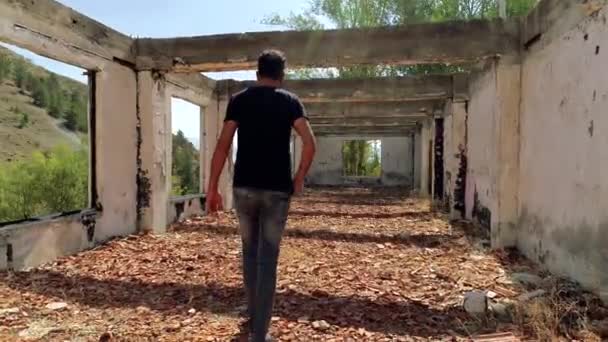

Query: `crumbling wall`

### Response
(443, 101, 468, 219)
(308, 136, 413, 186)
(0, 63, 139, 270)
(465, 66, 498, 231)
(0, 212, 95, 269)
(465, 59, 521, 247)
(518, 6, 608, 302)
(381, 137, 413, 186)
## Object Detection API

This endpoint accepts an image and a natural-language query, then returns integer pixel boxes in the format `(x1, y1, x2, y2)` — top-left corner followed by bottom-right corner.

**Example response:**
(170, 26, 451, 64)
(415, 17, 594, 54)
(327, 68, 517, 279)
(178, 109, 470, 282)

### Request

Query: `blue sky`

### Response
(2, 0, 312, 139)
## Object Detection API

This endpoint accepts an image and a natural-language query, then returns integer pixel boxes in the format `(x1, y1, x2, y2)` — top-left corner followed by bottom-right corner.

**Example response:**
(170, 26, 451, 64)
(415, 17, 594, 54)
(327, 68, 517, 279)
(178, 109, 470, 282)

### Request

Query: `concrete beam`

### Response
(306, 100, 443, 118)
(312, 123, 417, 129)
(135, 19, 520, 72)
(216, 74, 469, 102)
(313, 126, 415, 137)
(0, 0, 134, 70)
(309, 116, 425, 126)
(165, 73, 216, 107)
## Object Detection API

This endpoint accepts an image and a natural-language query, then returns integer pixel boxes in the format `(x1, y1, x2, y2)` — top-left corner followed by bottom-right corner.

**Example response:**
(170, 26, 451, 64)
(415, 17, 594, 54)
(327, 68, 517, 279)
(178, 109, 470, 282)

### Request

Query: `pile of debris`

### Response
(463, 249, 607, 341)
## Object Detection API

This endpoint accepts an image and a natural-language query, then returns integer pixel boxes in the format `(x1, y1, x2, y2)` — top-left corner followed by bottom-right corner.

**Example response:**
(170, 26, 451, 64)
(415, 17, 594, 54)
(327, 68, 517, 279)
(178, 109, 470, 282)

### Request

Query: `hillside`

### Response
(0, 45, 88, 162)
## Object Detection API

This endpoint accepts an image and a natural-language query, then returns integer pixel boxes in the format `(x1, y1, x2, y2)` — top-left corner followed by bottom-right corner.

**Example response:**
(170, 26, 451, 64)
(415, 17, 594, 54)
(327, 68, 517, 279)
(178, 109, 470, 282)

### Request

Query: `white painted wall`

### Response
(308, 136, 414, 186)
(518, 8, 608, 302)
(466, 67, 498, 225)
(381, 137, 413, 186)
(307, 137, 344, 185)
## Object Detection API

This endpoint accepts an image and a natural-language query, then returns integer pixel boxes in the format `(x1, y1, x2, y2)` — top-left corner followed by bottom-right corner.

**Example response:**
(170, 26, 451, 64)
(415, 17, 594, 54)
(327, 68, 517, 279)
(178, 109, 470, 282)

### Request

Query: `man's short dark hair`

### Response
(258, 50, 286, 80)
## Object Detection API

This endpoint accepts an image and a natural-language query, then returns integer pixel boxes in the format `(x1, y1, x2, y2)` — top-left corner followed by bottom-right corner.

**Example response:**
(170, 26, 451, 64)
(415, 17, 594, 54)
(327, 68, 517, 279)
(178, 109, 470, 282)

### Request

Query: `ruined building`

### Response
(0, 0, 606, 304)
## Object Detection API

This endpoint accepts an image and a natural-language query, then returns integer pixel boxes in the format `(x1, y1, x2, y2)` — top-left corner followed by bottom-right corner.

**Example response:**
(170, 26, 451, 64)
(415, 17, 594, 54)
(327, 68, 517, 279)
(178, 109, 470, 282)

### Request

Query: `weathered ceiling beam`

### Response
(0, 0, 135, 70)
(309, 116, 425, 126)
(135, 19, 520, 72)
(305, 100, 443, 118)
(216, 74, 469, 102)
(312, 123, 417, 129)
(166, 73, 216, 107)
(314, 126, 414, 137)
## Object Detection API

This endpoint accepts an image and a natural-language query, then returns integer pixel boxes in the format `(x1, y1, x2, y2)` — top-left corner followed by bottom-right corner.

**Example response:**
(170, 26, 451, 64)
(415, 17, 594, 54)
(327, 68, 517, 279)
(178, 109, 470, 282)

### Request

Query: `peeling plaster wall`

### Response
(518, 8, 608, 302)
(465, 67, 498, 229)
(465, 60, 520, 247)
(443, 101, 468, 219)
(308, 136, 413, 186)
(308, 137, 344, 185)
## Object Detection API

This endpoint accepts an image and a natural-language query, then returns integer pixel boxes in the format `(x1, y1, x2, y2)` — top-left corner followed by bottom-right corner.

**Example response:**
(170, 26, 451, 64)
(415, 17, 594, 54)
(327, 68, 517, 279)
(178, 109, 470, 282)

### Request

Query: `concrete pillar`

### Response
(203, 95, 233, 210)
(419, 119, 432, 197)
(498, 0, 507, 18)
(199, 106, 206, 192)
(138, 71, 171, 234)
(492, 62, 521, 248)
(413, 128, 422, 190)
(444, 101, 468, 220)
(430, 118, 436, 199)
(94, 64, 139, 241)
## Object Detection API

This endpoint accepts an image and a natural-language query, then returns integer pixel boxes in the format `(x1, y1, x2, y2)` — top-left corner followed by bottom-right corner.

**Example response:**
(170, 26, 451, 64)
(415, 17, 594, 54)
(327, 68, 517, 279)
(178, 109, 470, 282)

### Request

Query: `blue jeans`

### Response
(233, 187, 291, 341)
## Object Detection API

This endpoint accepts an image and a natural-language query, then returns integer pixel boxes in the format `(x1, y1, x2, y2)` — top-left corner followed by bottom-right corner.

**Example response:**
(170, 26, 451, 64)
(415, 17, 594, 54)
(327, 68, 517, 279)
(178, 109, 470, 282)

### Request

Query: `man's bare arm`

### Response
(207, 121, 238, 194)
(293, 117, 316, 184)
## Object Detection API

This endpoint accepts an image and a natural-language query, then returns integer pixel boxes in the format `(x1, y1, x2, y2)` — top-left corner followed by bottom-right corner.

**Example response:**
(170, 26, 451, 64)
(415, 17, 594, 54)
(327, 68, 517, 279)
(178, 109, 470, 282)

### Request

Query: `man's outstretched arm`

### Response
(293, 117, 316, 194)
(206, 121, 238, 213)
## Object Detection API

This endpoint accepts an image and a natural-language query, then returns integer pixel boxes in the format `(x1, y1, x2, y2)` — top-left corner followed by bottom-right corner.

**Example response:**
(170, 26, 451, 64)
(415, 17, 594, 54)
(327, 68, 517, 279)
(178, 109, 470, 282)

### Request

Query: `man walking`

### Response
(206, 50, 316, 342)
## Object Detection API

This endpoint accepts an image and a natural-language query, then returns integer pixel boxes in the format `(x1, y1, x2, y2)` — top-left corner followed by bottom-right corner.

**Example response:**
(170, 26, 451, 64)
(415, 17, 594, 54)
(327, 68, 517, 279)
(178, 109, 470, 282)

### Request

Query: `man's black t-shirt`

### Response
(224, 85, 307, 194)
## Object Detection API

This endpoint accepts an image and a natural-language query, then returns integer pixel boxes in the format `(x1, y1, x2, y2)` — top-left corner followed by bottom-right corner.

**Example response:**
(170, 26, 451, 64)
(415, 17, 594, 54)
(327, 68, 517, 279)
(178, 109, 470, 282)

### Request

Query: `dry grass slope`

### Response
(0, 46, 87, 162)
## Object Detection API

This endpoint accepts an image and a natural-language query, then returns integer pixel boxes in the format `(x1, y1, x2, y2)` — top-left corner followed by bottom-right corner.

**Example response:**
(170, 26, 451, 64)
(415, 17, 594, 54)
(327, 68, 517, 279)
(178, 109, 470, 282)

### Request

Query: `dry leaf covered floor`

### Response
(0, 187, 566, 341)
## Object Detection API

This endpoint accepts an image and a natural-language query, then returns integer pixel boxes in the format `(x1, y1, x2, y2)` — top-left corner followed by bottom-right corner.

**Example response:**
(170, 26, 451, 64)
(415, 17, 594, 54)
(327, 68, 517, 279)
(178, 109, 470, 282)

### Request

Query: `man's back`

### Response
(225, 85, 306, 194)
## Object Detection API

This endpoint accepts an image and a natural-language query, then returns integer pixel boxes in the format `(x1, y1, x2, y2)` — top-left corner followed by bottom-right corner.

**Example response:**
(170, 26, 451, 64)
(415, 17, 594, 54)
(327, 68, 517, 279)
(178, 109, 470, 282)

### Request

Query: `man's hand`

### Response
(206, 190, 224, 214)
(293, 176, 305, 196)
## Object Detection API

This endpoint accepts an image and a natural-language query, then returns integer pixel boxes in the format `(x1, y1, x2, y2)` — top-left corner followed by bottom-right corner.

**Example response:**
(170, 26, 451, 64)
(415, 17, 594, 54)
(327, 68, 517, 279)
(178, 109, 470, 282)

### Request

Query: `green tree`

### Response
(17, 112, 29, 129)
(64, 105, 77, 131)
(264, 0, 538, 77)
(0, 145, 88, 222)
(0, 54, 11, 82)
(32, 77, 50, 108)
(342, 140, 379, 177)
(71, 91, 88, 132)
(64, 91, 84, 131)
(23, 71, 38, 93)
(47, 74, 67, 118)
(42, 145, 88, 212)
(13, 60, 28, 91)
(171, 130, 200, 195)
